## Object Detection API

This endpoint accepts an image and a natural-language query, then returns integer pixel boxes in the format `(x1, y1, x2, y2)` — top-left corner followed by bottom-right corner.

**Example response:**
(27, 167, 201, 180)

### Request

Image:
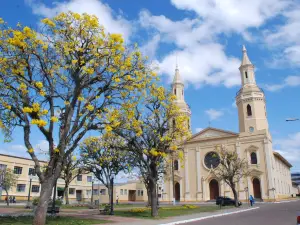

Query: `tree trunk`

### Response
(33, 177, 55, 225)
(64, 185, 69, 205)
(230, 182, 239, 207)
(149, 179, 158, 217)
(107, 185, 112, 205)
(147, 189, 151, 207)
(5, 190, 9, 206)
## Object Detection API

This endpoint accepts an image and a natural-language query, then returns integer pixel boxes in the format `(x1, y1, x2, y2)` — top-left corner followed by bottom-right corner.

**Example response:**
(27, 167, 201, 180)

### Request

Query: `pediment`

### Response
(187, 127, 238, 142)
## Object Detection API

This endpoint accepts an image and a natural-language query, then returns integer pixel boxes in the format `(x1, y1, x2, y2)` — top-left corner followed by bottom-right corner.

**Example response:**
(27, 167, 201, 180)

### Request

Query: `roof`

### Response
(0, 153, 48, 163)
(173, 66, 183, 84)
(273, 152, 292, 168)
(189, 127, 238, 140)
(240, 45, 253, 66)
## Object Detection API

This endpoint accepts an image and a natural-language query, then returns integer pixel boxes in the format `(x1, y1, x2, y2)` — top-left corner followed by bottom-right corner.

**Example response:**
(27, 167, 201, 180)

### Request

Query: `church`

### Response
(163, 46, 293, 202)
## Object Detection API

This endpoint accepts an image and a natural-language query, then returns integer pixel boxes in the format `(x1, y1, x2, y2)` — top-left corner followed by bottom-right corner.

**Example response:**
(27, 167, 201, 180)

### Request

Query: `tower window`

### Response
(172, 119, 176, 128)
(182, 90, 183, 96)
(247, 104, 252, 116)
(245, 71, 248, 79)
(251, 152, 257, 164)
(174, 160, 179, 171)
(174, 89, 176, 95)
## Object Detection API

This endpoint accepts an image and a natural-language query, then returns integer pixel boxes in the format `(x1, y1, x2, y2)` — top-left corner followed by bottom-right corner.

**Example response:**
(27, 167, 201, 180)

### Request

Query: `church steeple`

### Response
(236, 45, 269, 133)
(239, 45, 256, 86)
(171, 65, 191, 131)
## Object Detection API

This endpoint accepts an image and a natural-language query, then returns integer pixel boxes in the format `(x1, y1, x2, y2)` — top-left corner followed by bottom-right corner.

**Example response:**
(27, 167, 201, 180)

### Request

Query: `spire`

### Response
(241, 45, 252, 66)
(173, 66, 182, 83)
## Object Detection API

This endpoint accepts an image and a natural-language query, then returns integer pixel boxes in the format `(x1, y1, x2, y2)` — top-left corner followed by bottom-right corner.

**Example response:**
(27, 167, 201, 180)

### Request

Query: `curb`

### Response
(159, 207, 260, 225)
(274, 199, 300, 204)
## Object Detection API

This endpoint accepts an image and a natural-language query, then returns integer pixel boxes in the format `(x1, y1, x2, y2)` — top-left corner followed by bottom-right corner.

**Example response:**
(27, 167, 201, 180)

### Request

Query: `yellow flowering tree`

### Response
(212, 145, 249, 207)
(111, 84, 191, 217)
(80, 136, 133, 213)
(0, 12, 154, 224)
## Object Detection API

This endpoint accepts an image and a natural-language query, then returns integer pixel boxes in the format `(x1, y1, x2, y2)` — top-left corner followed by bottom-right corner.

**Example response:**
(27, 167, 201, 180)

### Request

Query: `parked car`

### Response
(216, 196, 242, 206)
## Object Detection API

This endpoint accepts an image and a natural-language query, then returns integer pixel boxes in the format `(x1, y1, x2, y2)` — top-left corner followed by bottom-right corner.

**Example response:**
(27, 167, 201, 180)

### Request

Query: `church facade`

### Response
(163, 46, 293, 202)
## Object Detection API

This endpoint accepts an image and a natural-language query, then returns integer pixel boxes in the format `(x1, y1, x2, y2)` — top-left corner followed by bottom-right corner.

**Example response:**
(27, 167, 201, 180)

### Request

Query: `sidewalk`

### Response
(115, 206, 260, 225)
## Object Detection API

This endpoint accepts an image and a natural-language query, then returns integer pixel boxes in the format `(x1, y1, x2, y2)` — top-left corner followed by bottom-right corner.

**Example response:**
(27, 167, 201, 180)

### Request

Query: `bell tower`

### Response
(236, 45, 269, 133)
(172, 65, 191, 131)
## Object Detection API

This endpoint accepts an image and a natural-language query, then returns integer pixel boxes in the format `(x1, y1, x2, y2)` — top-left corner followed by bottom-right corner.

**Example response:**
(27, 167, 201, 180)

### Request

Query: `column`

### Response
(180, 179, 184, 202)
(184, 150, 190, 200)
(264, 137, 274, 199)
(260, 175, 266, 199)
(196, 147, 202, 200)
(247, 176, 252, 196)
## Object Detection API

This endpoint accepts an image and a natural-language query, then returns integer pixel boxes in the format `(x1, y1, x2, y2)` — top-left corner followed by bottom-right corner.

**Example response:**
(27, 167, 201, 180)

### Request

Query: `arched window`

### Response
(172, 119, 176, 128)
(247, 104, 252, 116)
(174, 89, 176, 95)
(174, 160, 179, 171)
(251, 152, 257, 164)
(245, 71, 248, 79)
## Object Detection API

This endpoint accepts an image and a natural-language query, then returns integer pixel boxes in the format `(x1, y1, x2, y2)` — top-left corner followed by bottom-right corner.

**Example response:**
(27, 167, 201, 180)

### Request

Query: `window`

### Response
(14, 166, 22, 174)
(69, 188, 75, 195)
(245, 71, 248, 79)
(137, 190, 140, 196)
(172, 119, 176, 128)
(124, 189, 127, 195)
(87, 176, 92, 182)
(182, 90, 183, 96)
(100, 189, 106, 195)
(174, 89, 176, 95)
(174, 160, 179, 170)
(251, 152, 257, 164)
(17, 184, 26, 192)
(141, 190, 143, 196)
(28, 168, 36, 176)
(32, 185, 40, 193)
(93, 189, 99, 195)
(188, 119, 190, 130)
(120, 189, 123, 195)
(247, 104, 252, 117)
(86, 190, 91, 196)
(77, 175, 82, 181)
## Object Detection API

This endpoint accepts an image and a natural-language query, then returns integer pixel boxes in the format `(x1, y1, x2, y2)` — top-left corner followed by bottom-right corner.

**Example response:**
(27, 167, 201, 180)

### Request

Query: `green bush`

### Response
(33, 197, 62, 207)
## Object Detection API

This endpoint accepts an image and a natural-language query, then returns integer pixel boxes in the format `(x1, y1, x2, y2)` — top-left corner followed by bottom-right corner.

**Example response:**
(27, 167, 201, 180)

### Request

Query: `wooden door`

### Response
(253, 178, 261, 198)
(175, 182, 180, 201)
(209, 179, 219, 200)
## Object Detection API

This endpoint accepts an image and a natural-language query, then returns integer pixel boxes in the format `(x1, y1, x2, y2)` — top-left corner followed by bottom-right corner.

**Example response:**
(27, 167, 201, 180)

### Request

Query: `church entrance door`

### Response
(252, 178, 261, 199)
(209, 179, 219, 200)
(175, 182, 180, 202)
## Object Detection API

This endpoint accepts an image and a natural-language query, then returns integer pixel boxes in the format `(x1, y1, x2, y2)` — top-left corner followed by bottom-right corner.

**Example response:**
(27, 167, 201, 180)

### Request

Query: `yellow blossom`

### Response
(31, 119, 47, 127)
(0, 18, 4, 24)
(35, 81, 43, 89)
(22, 107, 33, 113)
(50, 116, 59, 122)
(32, 103, 40, 112)
(28, 148, 34, 153)
(105, 125, 113, 132)
(78, 96, 85, 101)
(86, 104, 94, 111)
(54, 148, 60, 153)
(41, 18, 56, 27)
(39, 90, 46, 96)
(64, 101, 70, 106)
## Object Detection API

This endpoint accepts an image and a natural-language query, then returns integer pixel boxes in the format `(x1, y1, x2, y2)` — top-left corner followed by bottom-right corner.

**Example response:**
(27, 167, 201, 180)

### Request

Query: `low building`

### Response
(0, 153, 154, 204)
(0, 154, 93, 203)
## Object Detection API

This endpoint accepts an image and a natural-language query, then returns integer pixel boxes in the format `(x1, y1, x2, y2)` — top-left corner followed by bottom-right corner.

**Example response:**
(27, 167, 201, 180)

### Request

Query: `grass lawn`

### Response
(0, 216, 110, 225)
(114, 205, 229, 219)
(61, 203, 144, 210)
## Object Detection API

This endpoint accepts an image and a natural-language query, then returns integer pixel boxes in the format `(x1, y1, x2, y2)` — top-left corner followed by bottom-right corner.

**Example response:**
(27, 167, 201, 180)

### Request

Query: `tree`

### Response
(112, 85, 191, 217)
(212, 145, 249, 207)
(0, 168, 18, 206)
(80, 136, 132, 210)
(0, 12, 155, 225)
(61, 154, 84, 205)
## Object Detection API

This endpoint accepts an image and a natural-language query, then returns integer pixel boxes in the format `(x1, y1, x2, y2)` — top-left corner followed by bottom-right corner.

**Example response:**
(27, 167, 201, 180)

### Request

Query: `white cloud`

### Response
(232, 101, 237, 108)
(171, 0, 289, 36)
(195, 128, 203, 133)
(274, 132, 300, 171)
(140, 34, 161, 60)
(264, 6, 300, 67)
(265, 75, 300, 91)
(205, 109, 224, 121)
(25, 0, 132, 40)
(157, 44, 241, 87)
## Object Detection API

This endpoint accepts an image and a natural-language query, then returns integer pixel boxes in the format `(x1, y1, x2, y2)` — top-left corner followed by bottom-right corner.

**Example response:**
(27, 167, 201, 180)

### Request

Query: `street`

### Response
(185, 201, 300, 225)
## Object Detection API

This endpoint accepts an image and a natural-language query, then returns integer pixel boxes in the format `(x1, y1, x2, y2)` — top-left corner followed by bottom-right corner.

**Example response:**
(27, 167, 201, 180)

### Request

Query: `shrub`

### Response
(130, 208, 148, 213)
(32, 197, 39, 206)
(183, 204, 198, 209)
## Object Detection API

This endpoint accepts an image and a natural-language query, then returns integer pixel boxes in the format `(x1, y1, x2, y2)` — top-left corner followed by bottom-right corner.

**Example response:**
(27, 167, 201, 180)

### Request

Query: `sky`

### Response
(0, 0, 300, 172)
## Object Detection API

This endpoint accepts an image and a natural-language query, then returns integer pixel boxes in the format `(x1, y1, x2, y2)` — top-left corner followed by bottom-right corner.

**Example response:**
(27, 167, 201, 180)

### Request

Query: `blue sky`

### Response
(0, 0, 300, 171)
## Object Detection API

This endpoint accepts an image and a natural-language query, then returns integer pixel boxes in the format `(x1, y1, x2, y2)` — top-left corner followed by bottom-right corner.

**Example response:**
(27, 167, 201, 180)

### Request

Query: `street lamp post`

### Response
(244, 187, 249, 206)
(26, 175, 33, 208)
(109, 175, 115, 215)
(91, 177, 95, 205)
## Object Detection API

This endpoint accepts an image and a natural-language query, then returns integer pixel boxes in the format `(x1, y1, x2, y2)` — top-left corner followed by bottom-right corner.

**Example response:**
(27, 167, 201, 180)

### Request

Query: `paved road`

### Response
(185, 201, 300, 225)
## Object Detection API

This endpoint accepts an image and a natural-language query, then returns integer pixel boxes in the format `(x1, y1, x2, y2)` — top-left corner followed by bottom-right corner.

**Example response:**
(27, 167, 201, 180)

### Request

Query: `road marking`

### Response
(159, 207, 260, 225)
